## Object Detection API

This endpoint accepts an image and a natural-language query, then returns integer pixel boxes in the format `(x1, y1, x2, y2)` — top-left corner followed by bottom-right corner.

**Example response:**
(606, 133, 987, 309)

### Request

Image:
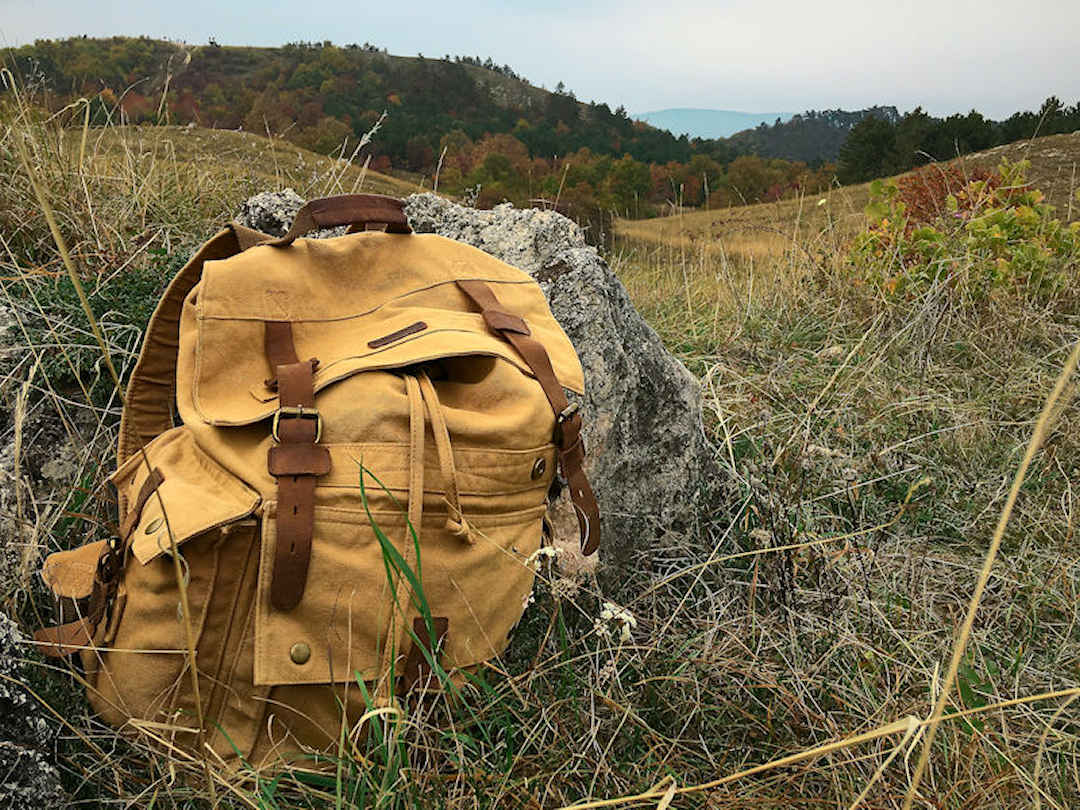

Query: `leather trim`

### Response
(368, 321, 428, 349)
(399, 616, 449, 694)
(456, 279, 601, 555)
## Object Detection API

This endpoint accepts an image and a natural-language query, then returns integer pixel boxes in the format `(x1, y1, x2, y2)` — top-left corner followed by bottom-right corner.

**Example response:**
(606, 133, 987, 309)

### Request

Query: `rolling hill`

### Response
(616, 130, 1080, 258)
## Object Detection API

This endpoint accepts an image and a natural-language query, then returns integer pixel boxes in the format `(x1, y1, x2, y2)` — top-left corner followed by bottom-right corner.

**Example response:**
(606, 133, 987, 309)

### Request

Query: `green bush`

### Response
(850, 160, 1080, 302)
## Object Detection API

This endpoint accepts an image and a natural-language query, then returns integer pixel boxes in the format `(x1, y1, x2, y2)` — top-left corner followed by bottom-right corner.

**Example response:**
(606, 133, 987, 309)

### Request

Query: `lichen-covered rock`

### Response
(0, 613, 67, 808)
(236, 191, 723, 571)
(235, 188, 306, 236)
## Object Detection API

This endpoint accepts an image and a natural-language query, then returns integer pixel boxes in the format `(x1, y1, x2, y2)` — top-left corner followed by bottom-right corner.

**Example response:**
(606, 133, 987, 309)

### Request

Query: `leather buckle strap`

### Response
(455, 279, 601, 556)
(265, 324, 331, 611)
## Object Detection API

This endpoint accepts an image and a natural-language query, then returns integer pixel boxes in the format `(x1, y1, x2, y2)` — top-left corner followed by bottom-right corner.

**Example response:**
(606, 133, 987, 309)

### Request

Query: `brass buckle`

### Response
(271, 405, 323, 443)
(554, 402, 580, 447)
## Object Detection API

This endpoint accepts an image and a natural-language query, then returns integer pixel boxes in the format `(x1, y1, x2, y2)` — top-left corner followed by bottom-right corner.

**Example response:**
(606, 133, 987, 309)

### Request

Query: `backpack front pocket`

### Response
(109, 427, 261, 563)
(253, 500, 547, 688)
(254, 503, 393, 686)
(89, 427, 263, 739)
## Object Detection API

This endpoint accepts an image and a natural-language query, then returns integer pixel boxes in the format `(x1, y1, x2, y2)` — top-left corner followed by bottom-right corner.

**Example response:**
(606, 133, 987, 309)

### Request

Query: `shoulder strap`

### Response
(456, 280, 601, 555)
(117, 223, 270, 471)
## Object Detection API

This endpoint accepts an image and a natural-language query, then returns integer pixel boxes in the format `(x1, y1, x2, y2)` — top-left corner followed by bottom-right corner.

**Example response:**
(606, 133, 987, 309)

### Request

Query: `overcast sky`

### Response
(2, 0, 1078, 119)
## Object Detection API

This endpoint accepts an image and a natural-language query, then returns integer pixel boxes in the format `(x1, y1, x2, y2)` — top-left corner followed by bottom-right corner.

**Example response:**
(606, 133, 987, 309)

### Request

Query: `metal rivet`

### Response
(531, 458, 547, 480)
(144, 517, 163, 534)
(290, 642, 311, 665)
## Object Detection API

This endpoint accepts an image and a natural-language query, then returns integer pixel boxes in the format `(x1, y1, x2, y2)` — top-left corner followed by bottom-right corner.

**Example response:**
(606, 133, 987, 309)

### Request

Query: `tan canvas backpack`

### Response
(33, 194, 600, 770)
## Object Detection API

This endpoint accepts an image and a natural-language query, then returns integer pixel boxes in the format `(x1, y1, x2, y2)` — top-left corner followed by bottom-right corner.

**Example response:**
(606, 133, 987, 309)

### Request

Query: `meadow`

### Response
(2, 89, 1079, 808)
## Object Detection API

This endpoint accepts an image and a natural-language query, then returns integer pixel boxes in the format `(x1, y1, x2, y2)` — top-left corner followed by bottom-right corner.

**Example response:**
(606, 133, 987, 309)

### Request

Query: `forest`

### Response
(838, 99, 1080, 183)
(6, 36, 1079, 225)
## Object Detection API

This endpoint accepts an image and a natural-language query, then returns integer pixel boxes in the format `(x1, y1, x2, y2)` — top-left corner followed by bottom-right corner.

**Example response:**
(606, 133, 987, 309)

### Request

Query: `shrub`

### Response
(851, 159, 1080, 301)
(895, 163, 1004, 224)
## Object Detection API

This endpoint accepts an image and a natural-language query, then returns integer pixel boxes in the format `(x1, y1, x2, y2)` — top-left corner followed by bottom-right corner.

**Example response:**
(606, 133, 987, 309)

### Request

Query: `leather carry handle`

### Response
(267, 194, 411, 247)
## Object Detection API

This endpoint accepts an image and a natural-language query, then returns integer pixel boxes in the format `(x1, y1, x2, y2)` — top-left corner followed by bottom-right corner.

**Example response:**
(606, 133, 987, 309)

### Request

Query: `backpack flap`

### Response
(110, 428, 261, 564)
(180, 231, 584, 427)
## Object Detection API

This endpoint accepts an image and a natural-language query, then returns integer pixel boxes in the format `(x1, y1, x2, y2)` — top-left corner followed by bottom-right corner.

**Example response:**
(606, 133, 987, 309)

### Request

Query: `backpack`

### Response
(33, 194, 600, 770)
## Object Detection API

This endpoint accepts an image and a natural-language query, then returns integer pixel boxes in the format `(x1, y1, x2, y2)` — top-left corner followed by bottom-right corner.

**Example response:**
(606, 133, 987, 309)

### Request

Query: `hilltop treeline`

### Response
(4, 36, 841, 221)
(10, 37, 708, 165)
(7, 36, 1077, 222)
(838, 99, 1080, 183)
(727, 106, 901, 163)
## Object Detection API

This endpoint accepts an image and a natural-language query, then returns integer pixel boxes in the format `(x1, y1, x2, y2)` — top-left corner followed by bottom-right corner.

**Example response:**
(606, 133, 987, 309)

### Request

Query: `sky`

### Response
(2, 0, 1078, 120)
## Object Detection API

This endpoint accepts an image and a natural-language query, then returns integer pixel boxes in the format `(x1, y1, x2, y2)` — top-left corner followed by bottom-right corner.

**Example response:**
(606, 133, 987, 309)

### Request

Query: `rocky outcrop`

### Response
(237, 192, 723, 570)
(235, 188, 306, 236)
(0, 613, 67, 808)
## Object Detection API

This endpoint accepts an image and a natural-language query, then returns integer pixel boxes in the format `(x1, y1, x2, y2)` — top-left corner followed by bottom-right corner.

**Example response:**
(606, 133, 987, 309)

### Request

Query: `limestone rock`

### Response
(0, 613, 67, 808)
(235, 188, 305, 237)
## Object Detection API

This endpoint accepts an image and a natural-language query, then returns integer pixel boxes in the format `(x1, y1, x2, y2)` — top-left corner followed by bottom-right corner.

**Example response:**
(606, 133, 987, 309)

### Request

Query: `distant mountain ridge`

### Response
(635, 108, 794, 139)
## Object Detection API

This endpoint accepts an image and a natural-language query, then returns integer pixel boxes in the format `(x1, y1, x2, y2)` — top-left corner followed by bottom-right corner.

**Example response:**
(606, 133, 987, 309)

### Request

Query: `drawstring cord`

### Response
(417, 369, 474, 544)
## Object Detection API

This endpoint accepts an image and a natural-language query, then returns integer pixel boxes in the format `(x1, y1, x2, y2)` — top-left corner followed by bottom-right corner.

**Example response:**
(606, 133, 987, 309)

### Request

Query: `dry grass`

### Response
(2, 82, 1080, 808)
(619, 131, 1080, 262)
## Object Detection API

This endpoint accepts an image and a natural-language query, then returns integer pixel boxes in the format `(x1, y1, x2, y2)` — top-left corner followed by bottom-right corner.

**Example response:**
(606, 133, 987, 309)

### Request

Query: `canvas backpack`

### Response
(33, 193, 600, 770)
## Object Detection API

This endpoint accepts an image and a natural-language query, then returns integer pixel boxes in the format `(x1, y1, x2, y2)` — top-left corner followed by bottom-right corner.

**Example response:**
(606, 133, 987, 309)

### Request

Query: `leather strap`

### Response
(456, 279, 600, 555)
(398, 616, 449, 694)
(34, 615, 100, 658)
(36, 468, 164, 655)
(265, 194, 411, 247)
(264, 320, 319, 389)
(34, 567, 108, 658)
(266, 324, 330, 611)
(117, 467, 165, 539)
(264, 320, 300, 371)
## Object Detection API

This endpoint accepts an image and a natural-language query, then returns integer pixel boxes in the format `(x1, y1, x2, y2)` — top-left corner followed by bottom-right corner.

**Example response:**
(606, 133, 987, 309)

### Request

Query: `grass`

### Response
(617, 130, 1080, 258)
(2, 78, 1080, 808)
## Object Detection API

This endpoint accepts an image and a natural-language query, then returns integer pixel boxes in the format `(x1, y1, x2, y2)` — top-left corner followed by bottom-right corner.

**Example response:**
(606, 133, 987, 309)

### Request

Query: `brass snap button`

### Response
(144, 517, 164, 534)
(289, 642, 311, 665)
(531, 458, 547, 480)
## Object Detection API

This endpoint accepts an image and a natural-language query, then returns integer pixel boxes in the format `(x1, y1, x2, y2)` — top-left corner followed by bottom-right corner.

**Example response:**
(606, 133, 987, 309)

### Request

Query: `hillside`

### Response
(5, 37, 703, 169)
(5, 37, 842, 225)
(727, 106, 901, 163)
(617, 130, 1080, 258)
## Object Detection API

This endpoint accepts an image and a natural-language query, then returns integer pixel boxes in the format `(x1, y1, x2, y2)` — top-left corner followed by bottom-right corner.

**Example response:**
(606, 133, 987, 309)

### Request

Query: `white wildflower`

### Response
(596, 601, 636, 643)
(525, 545, 559, 571)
